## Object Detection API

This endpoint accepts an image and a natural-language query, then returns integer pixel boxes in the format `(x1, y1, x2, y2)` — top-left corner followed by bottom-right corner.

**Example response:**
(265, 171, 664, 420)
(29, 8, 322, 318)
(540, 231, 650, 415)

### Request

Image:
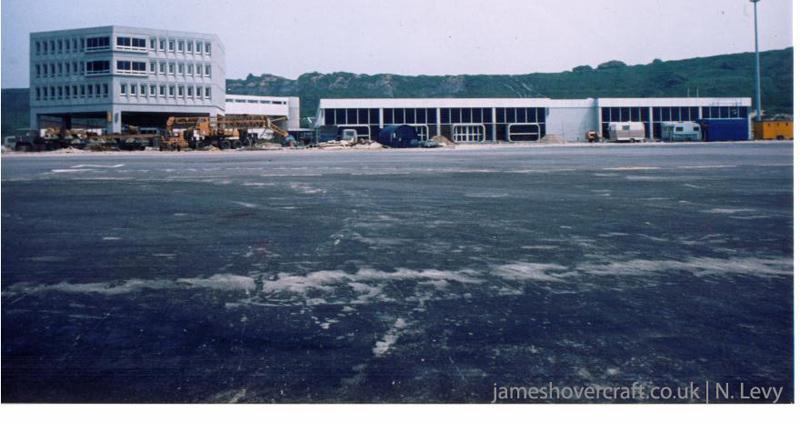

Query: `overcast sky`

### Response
(0, 0, 793, 88)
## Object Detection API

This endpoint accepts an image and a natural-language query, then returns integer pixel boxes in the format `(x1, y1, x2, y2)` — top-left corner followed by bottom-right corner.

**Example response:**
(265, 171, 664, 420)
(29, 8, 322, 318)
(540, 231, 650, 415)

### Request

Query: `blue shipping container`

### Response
(697, 119, 749, 142)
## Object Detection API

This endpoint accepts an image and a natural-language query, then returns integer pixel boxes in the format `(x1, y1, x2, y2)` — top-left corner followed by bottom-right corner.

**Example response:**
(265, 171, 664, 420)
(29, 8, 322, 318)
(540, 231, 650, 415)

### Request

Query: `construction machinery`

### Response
(164, 114, 292, 150)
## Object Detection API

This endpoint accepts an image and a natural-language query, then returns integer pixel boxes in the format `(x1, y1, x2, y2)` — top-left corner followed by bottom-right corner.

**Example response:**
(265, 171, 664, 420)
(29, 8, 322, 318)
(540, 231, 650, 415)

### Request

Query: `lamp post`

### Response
(751, 0, 762, 121)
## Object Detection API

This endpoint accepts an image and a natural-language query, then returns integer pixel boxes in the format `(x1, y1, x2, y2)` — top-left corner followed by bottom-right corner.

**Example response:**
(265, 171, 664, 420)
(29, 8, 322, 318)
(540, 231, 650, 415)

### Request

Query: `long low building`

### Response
(225, 94, 301, 131)
(315, 97, 752, 142)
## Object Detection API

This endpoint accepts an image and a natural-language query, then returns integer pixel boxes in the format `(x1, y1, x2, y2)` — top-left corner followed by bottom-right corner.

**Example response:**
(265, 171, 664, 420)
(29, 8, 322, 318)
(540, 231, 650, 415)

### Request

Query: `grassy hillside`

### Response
(226, 47, 792, 122)
(1, 48, 792, 135)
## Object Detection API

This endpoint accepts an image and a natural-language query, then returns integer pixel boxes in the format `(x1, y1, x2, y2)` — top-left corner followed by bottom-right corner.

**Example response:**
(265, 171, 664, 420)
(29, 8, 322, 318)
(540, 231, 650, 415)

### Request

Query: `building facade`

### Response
(29, 26, 225, 133)
(316, 97, 752, 142)
(225, 94, 302, 131)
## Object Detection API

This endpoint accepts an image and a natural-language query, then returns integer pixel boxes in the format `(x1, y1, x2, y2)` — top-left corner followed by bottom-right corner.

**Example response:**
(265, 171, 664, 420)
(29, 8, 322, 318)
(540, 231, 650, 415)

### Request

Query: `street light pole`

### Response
(751, 0, 762, 121)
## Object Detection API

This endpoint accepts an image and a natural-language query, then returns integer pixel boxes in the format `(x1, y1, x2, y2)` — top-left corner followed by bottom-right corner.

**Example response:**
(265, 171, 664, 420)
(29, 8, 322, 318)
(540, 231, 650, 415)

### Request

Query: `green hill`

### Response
(1, 47, 792, 136)
(226, 47, 792, 123)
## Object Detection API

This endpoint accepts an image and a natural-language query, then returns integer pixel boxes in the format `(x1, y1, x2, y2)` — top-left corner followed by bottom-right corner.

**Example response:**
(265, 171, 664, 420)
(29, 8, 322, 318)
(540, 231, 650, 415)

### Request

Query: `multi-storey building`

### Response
(29, 26, 225, 133)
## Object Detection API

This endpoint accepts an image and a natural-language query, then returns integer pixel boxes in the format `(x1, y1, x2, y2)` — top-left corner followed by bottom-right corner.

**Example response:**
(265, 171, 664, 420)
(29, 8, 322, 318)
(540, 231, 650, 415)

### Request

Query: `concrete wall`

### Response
(545, 107, 596, 142)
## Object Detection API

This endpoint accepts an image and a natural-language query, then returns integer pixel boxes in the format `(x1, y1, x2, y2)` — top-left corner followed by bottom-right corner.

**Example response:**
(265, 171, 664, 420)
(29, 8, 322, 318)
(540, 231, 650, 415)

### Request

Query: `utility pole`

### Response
(751, 0, 762, 121)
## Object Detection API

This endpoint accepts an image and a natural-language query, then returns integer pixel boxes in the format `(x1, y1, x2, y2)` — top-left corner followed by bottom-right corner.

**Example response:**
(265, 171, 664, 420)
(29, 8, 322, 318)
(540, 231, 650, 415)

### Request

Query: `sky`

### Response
(0, 0, 794, 88)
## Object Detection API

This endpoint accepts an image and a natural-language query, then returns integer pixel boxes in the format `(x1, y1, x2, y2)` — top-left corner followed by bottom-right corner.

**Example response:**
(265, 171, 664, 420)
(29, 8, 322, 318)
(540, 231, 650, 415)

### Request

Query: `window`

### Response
(120, 83, 127, 95)
(57, 40, 63, 53)
(149, 85, 156, 96)
(86, 36, 110, 50)
(116, 60, 146, 74)
(204, 64, 211, 77)
(178, 63, 184, 74)
(35, 41, 41, 55)
(80, 85, 85, 97)
(150, 61, 156, 73)
(57, 86, 62, 99)
(72, 86, 77, 98)
(80, 38, 84, 50)
(50, 63, 55, 76)
(87, 85, 93, 96)
(178, 40, 184, 52)
(116, 37, 146, 49)
(159, 85, 165, 96)
(205, 87, 210, 99)
(49, 87, 55, 98)
(35, 64, 41, 78)
(168, 63, 175, 74)
(150, 38, 156, 49)
(103, 84, 109, 97)
(187, 86, 193, 97)
(178, 85, 184, 96)
(159, 62, 165, 74)
(86, 60, 110, 75)
(35, 87, 41, 100)
(49, 40, 54, 53)
(73, 62, 78, 73)
(169, 85, 175, 96)
(159, 39, 165, 50)
(57, 63, 62, 76)
(168, 40, 175, 51)
(205, 42, 211, 54)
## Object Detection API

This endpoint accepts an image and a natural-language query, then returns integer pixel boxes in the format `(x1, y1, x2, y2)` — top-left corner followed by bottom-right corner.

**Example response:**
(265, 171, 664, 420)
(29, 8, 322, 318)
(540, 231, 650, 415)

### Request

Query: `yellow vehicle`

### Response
(753, 120, 793, 140)
(164, 114, 289, 150)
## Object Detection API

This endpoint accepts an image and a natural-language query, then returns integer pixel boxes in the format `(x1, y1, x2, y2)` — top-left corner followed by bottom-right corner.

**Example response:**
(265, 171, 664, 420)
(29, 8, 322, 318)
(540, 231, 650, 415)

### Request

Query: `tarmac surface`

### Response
(1, 142, 794, 403)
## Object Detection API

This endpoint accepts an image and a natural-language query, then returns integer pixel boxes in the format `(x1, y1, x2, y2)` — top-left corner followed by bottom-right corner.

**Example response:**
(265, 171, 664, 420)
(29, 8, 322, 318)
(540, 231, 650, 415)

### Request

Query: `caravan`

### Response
(608, 122, 646, 143)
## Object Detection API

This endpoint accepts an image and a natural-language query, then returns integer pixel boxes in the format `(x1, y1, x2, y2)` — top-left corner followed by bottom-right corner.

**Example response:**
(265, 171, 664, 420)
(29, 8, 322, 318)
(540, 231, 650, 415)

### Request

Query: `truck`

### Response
(608, 122, 645, 143)
(164, 114, 291, 150)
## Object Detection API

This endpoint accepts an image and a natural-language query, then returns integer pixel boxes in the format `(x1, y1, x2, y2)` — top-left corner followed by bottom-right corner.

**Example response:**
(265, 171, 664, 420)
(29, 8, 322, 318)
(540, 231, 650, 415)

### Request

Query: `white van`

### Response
(608, 122, 646, 143)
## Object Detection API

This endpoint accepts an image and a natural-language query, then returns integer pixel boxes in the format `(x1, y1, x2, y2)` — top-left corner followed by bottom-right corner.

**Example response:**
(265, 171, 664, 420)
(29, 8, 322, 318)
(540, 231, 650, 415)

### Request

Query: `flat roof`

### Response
(319, 97, 752, 108)
(30, 25, 223, 49)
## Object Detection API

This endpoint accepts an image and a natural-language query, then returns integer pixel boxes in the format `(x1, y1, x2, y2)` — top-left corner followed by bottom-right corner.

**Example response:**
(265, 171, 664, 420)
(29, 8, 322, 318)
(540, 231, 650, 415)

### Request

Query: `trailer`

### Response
(660, 121, 701, 142)
(608, 122, 645, 143)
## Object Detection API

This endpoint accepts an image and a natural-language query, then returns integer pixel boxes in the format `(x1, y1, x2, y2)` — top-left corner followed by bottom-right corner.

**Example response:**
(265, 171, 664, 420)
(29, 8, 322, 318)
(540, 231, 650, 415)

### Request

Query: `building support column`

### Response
(436, 108, 441, 137)
(491, 108, 497, 142)
(648, 107, 654, 140)
(107, 106, 122, 134)
(29, 111, 39, 131)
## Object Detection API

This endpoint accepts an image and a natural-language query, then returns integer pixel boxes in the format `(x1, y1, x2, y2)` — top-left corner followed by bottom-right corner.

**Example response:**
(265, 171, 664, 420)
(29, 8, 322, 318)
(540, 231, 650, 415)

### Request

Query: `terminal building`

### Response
(29, 26, 226, 133)
(315, 97, 752, 142)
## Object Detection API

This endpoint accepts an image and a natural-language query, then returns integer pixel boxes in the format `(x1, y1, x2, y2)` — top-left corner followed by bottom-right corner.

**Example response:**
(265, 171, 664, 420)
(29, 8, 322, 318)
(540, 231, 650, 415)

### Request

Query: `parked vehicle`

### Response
(753, 120, 793, 140)
(608, 122, 645, 143)
(660, 121, 701, 142)
(377, 125, 421, 148)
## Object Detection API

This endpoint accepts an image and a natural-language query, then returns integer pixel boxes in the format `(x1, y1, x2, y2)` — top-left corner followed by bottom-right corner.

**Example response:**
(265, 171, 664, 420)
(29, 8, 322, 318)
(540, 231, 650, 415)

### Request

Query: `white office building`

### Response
(225, 94, 301, 131)
(29, 26, 225, 133)
(316, 97, 752, 142)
